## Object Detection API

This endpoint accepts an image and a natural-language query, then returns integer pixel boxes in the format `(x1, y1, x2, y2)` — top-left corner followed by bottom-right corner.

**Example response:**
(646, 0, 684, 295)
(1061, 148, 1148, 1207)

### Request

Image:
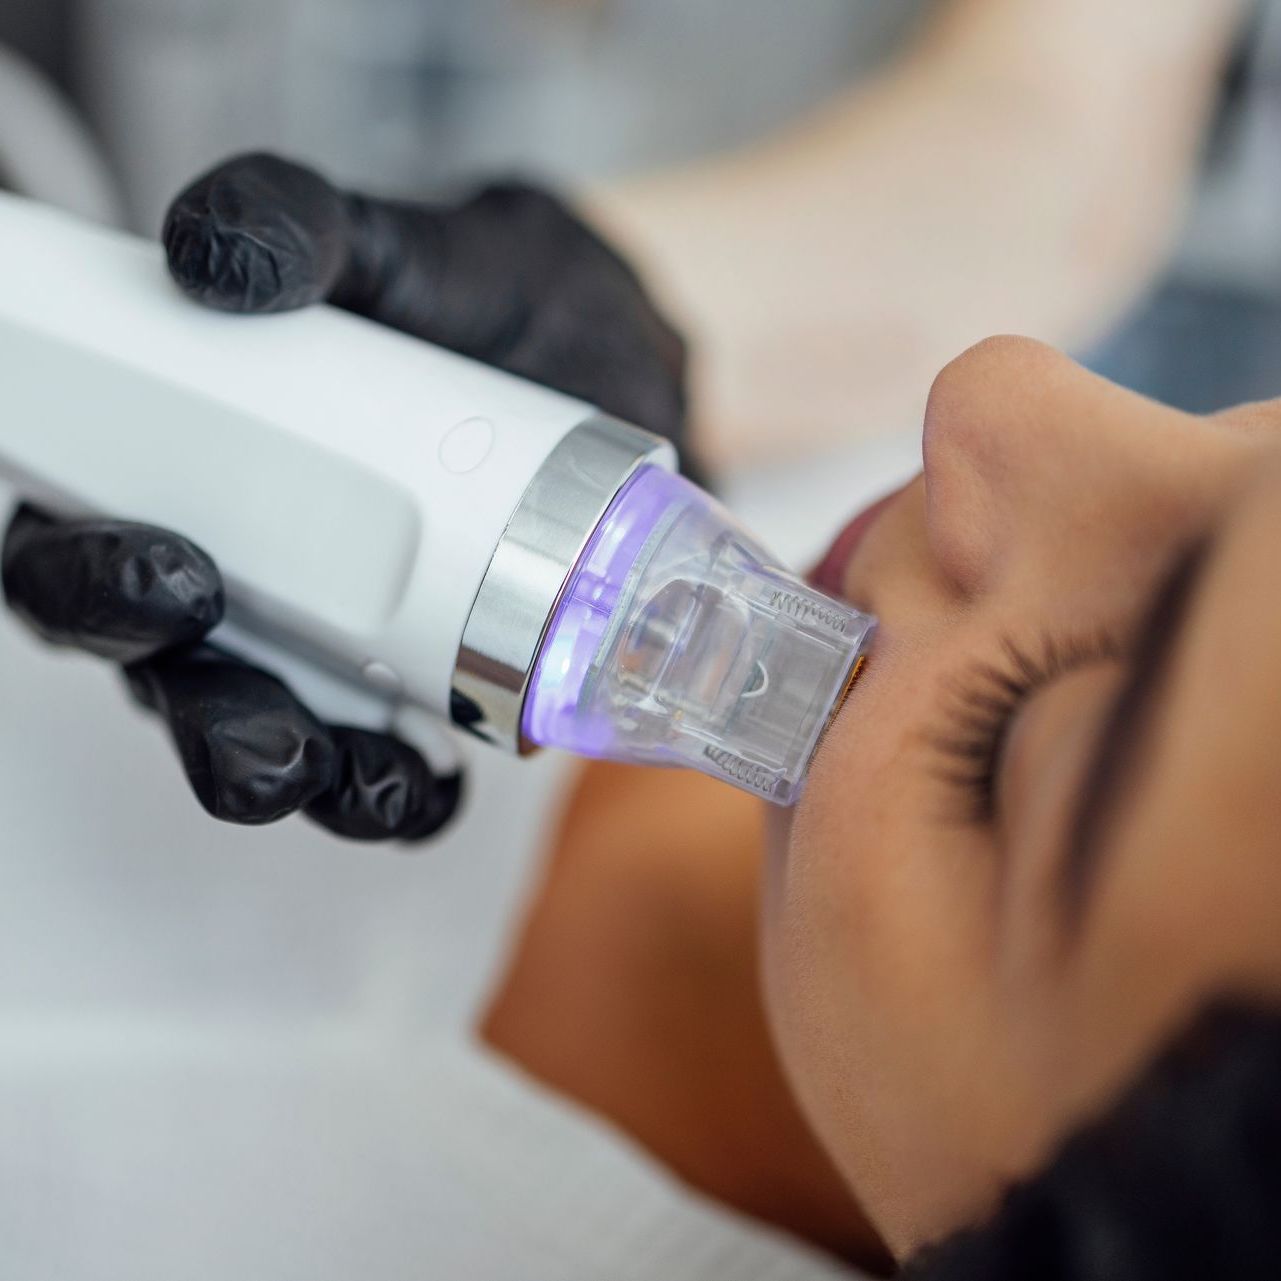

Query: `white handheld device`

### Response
(0, 194, 874, 803)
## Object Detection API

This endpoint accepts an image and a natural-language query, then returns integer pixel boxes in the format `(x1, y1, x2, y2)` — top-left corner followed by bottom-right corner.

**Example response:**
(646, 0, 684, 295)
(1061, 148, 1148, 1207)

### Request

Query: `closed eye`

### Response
(930, 631, 1123, 826)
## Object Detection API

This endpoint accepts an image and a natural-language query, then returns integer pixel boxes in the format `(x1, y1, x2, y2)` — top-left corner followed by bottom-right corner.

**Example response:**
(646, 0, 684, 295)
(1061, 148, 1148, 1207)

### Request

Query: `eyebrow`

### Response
(1061, 535, 1214, 918)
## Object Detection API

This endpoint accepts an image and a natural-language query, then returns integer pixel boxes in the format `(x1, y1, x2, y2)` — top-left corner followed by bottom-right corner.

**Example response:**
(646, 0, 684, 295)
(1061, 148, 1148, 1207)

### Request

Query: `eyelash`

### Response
(931, 632, 1123, 826)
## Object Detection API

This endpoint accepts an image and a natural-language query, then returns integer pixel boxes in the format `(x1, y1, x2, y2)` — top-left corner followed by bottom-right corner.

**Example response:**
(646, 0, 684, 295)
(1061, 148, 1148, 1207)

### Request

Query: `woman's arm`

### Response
(592, 0, 1246, 467)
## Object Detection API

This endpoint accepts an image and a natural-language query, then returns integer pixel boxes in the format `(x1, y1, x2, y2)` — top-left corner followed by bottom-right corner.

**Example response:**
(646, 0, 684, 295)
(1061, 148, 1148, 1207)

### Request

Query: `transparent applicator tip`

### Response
(521, 466, 877, 804)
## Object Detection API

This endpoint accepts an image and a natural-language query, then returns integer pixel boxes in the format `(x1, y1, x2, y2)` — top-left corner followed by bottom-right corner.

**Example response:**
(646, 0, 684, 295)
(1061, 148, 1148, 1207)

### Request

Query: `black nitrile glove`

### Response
(2, 152, 694, 843)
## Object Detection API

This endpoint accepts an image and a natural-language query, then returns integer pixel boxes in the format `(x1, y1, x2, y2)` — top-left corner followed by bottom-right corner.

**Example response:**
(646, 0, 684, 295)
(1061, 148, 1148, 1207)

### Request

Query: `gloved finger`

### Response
(3, 505, 224, 664)
(125, 646, 337, 826)
(334, 180, 689, 418)
(163, 154, 701, 477)
(304, 726, 462, 843)
(337, 180, 701, 477)
(163, 152, 351, 313)
(162, 154, 549, 355)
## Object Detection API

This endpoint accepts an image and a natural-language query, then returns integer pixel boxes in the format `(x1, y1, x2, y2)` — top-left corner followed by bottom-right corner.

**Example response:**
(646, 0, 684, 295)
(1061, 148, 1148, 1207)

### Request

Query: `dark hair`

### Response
(905, 1003, 1281, 1281)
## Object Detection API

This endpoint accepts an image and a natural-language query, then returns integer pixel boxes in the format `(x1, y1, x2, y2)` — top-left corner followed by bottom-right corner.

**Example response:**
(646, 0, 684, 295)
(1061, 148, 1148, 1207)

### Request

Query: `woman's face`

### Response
(763, 337, 1281, 1257)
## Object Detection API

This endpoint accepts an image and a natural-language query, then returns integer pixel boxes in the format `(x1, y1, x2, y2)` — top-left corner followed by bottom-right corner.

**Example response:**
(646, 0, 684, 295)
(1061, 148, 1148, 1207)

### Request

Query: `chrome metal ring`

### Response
(452, 414, 674, 751)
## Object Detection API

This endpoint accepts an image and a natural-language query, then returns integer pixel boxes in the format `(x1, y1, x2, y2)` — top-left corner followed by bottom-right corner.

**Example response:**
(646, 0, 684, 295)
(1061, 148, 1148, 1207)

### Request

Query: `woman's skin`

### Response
(483, 762, 889, 1264)
(486, 337, 1281, 1269)
(768, 336, 1281, 1255)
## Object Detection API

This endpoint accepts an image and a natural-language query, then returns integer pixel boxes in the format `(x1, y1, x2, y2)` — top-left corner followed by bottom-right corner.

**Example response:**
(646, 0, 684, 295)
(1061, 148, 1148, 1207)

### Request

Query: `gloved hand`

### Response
(2, 152, 695, 843)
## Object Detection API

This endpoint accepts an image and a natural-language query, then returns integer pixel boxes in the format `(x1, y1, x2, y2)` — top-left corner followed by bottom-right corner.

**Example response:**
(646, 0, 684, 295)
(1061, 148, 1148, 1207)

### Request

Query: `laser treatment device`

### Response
(0, 193, 875, 803)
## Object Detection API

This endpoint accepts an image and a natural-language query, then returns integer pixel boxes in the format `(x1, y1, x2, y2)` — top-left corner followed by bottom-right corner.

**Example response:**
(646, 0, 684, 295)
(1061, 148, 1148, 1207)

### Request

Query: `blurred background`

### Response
(5, 0, 1281, 428)
(1, 3, 1280, 1276)
(3, 0, 931, 228)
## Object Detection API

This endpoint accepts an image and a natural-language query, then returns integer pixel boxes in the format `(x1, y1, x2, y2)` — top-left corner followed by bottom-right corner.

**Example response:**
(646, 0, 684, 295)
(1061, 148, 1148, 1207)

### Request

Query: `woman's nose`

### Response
(918, 336, 1220, 598)
(917, 337, 1068, 593)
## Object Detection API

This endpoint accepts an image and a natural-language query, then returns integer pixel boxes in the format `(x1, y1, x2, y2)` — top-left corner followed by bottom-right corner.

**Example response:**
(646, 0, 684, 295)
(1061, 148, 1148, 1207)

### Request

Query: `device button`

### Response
(361, 660, 403, 698)
(439, 416, 496, 474)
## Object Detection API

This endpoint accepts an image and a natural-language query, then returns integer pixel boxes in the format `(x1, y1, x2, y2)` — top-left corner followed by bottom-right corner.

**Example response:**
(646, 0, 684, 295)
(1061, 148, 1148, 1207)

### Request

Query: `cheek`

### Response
(760, 644, 1015, 1250)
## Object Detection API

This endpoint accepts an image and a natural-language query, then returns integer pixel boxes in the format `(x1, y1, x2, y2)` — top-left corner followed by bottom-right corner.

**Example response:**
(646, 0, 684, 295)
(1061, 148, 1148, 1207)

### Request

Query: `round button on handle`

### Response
(438, 416, 496, 475)
(361, 660, 403, 698)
